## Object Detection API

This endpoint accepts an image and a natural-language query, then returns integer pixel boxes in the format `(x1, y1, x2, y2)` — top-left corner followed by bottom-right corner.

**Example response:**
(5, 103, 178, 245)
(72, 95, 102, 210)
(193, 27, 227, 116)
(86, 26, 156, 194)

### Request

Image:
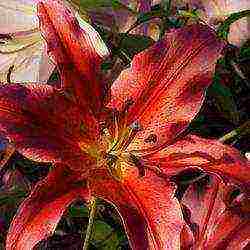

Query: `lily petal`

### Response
(0, 33, 54, 83)
(6, 164, 90, 250)
(0, 1, 55, 83)
(182, 177, 249, 249)
(90, 168, 184, 250)
(181, 175, 225, 248)
(145, 134, 250, 184)
(0, 0, 39, 33)
(37, 0, 109, 112)
(0, 83, 99, 167)
(108, 24, 225, 152)
(225, 223, 250, 250)
(205, 211, 249, 249)
(182, 175, 250, 249)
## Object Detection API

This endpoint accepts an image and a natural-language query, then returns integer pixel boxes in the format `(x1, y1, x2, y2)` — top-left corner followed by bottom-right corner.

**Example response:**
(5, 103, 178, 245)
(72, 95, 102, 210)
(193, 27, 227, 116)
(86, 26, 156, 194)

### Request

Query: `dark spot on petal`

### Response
(8, 86, 31, 101)
(129, 154, 145, 177)
(61, 167, 72, 178)
(144, 134, 157, 144)
(79, 121, 87, 135)
(223, 153, 236, 164)
(122, 98, 134, 113)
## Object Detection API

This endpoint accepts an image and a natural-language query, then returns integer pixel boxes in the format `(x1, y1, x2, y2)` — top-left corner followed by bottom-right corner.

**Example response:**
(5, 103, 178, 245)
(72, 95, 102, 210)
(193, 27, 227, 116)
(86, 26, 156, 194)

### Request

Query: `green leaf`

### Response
(127, 6, 163, 33)
(0, 188, 27, 206)
(239, 41, 250, 59)
(91, 220, 120, 250)
(118, 33, 154, 58)
(217, 10, 250, 40)
(177, 9, 199, 19)
(209, 77, 239, 124)
(67, 205, 89, 218)
(161, 0, 172, 15)
(79, 0, 135, 12)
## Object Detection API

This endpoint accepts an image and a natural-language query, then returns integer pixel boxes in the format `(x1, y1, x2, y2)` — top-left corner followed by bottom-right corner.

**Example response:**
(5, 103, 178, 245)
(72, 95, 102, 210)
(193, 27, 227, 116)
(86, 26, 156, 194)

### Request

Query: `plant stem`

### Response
(83, 197, 97, 250)
(217, 10, 250, 40)
(219, 120, 250, 143)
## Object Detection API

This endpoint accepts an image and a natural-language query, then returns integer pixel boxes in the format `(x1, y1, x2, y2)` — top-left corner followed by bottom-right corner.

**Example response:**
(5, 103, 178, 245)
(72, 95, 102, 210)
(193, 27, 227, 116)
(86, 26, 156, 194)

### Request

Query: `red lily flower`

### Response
(0, 0, 248, 249)
(181, 175, 250, 249)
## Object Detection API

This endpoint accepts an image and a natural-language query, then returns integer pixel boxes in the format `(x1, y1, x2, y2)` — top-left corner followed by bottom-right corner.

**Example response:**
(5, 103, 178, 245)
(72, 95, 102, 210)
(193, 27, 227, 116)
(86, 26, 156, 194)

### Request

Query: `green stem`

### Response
(83, 197, 97, 250)
(217, 10, 250, 40)
(119, 49, 132, 63)
(219, 120, 250, 143)
(179, 173, 208, 185)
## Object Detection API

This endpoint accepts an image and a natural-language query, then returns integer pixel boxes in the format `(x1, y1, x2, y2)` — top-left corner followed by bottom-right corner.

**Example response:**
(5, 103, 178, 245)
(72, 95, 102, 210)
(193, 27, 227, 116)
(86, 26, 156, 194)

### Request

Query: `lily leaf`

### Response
(67, 205, 89, 218)
(128, 6, 163, 33)
(209, 75, 239, 124)
(118, 33, 154, 58)
(91, 220, 120, 250)
(79, 0, 133, 12)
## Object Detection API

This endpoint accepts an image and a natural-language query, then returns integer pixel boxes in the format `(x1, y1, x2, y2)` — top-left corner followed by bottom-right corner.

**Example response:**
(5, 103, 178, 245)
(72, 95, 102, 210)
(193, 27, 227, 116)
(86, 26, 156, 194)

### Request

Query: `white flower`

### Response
(0, 0, 55, 83)
(0, 0, 109, 83)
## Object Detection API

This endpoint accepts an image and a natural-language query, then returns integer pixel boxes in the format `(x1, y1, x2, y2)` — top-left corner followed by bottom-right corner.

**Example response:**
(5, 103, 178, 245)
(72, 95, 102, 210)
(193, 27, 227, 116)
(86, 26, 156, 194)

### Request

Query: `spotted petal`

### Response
(90, 168, 184, 250)
(108, 24, 225, 152)
(6, 164, 90, 250)
(38, 0, 109, 112)
(145, 134, 250, 184)
(182, 175, 250, 249)
(0, 83, 98, 169)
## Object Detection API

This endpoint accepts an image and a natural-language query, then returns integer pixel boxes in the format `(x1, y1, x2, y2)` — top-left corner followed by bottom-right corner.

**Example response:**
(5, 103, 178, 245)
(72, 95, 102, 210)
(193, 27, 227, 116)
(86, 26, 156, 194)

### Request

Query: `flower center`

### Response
(100, 118, 143, 180)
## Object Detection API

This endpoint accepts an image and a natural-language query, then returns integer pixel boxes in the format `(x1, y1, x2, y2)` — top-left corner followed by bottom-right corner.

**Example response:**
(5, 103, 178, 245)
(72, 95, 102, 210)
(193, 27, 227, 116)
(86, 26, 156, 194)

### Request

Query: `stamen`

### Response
(120, 98, 134, 132)
(7, 65, 14, 84)
(106, 153, 123, 181)
(120, 121, 142, 151)
(113, 110, 119, 143)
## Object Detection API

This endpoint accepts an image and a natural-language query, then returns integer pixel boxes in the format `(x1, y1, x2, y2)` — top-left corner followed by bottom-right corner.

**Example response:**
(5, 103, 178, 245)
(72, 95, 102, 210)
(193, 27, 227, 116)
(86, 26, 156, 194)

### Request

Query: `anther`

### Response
(7, 65, 14, 84)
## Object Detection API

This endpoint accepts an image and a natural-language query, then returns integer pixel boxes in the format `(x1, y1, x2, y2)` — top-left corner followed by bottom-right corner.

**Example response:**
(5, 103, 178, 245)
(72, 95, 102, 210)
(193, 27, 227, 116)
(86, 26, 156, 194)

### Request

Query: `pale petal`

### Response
(0, 0, 39, 33)
(0, 1, 55, 83)
(0, 37, 54, 83)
